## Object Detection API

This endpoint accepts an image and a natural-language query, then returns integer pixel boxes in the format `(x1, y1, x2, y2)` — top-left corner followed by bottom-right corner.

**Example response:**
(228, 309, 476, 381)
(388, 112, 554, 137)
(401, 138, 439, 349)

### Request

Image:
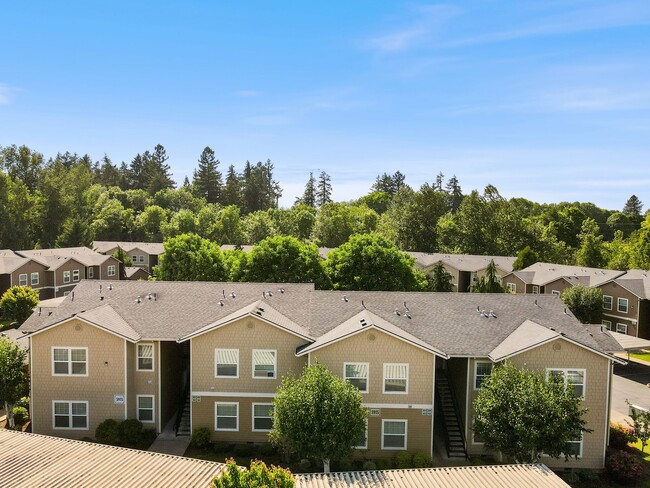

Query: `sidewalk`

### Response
(147, 415, 191, 456)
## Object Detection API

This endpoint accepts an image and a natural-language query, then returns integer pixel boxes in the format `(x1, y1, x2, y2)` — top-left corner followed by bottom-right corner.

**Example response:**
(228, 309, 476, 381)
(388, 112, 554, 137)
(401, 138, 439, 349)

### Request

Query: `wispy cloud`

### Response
(235, 90, 262, 97)
(0, 84, 17, 105)
(364, 4, 461, 53)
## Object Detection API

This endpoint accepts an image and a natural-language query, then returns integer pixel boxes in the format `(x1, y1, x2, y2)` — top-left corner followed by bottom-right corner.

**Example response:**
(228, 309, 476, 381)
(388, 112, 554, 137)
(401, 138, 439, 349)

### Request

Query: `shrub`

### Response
(191, 427, 212, 449)
(12, 406, 28, 426)
(375, 457, 393, 470)
(610, 423, 636, 450)
(258, 443, 276, 456)
(233, 443, 254, 457)
(605, 449, 644, 483)
(16, 397, 30, 410)
(412, 452, 432, 468)
(119, 419, 143, 447)
(362, 460, 377, 471)
(213, 441, 233, 453)
(395, 451, 413, 469)
(298, 459, 313, 472)
(335, 458, 353, 472)
(95, 419, 121, 445)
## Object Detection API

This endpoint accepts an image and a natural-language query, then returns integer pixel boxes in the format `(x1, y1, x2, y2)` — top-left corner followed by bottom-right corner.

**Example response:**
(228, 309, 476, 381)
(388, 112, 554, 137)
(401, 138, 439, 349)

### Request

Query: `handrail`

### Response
(174, 382, 191, 436)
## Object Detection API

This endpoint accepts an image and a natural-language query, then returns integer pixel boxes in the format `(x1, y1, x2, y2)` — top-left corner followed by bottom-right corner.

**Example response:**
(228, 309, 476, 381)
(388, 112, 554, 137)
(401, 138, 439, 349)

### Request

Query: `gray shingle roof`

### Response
(93, 241, 165, 255)
(509, 262, 625, 287)
(17, 247, 114, 269)
(408, 252, 516, 272)
(611, 269, 650, 299)
(21, 280, 612, 359)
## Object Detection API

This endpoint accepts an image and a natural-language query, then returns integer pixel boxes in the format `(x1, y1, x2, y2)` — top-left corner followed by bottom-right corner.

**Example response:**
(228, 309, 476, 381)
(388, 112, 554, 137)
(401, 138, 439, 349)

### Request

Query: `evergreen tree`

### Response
(471, 260, 504, 293)
(429, 262, 454, 292)
(435, 171, 445, 191)
(0, 144, 44, 191)
(221, 164, 242, 207)
(143, 144, 175, 195)
(127, 153, 146, 190)
(192, 146, 223, 203)
(445, 175, 463, 212)
(56, 216, 92, 247)
(513, 246, 539, 271)
(623, 195, 643, 216)
(95, 155, 124, 188)
(316, 170, 332, 207)
(301, 172, 317, 207)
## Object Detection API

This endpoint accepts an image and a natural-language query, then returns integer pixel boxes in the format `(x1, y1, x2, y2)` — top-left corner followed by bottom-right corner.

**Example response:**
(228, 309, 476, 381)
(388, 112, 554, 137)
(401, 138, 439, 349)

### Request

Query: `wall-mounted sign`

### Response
(114, 394, 125, 405)
(192, 395, 202, 403)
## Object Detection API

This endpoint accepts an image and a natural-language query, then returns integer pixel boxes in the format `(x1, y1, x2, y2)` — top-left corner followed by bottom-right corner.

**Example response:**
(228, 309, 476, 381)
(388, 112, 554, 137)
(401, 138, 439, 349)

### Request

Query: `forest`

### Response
(0, 143, 648, 272)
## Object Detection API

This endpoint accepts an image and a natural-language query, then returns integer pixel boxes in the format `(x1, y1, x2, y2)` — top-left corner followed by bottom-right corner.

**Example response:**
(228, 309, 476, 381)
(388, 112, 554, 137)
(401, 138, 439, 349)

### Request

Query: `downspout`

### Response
(603, 360, 613, 467)
(189, 338, 193, 435)
(29, 336, 34, 432)
(158, 341, 162, 433)
(124, 341, 128, 419)
(465, 358, 471, 454)
(430, 354, 436, 459)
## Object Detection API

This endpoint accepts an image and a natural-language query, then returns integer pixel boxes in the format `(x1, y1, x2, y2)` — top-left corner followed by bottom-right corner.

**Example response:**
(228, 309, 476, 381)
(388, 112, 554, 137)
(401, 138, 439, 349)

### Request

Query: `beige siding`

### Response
(191, 316, 308, 394)
(309, 328, 434, 406)
(126, 341, 160, 429)
(502, 275, 527, 294)
(465, 339, 610, 469)
(30, 319, 126, 439)
(364, 408, 432, 458)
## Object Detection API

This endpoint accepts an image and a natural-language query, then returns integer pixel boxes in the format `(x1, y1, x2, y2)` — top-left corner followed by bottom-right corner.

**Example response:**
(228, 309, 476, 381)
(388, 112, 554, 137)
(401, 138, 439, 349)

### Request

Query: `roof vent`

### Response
(267, 290, 273, 297)
(564, 308, 568, 314)
(359, 318, 367, 326)
(258, 307, 265, 313)
(219, 299, 224, 307)
(394, 309, 401, 316)
(135, 296, 142, 304)
(405, 312, 412, 319)
(100, 296, 104, 301)
(71, 291, 74, 302)
(362, 300, 366, 309)
(230, 291, 236, 299)
(489, 310, 497, 318)
(342, 295, 348, 302)
(108, 283, 113, 291)
(278, 288, 285, 294)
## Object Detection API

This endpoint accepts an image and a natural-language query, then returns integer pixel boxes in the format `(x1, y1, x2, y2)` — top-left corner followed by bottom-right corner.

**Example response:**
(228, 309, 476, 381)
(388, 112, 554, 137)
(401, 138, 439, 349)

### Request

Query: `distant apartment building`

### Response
(93, 241, 164, 273)
(598, 269, 650, 339)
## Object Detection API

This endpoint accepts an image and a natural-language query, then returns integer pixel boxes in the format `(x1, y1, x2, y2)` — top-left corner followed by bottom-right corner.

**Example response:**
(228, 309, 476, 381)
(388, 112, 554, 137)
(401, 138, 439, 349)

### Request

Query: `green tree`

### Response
(428, 262, 453, 292)
(143, 144, 175, 195)
(242, 210, 278, 244)
(193, 146, 222, 203)
(0, 337, 28, 429)
(623, 194, 643, 222)
(112, 247, 134, 267)
(221, 164, 242, 208)
(155, 233, 228, 281)
(356, 191, 392, 215)
(0, 144, 44, 191)
(444, 175, 463, 212)
(271, 363, 367, 473)
(473, 361, 590, 463)
(56, 216, 92, 247)
(513, 246, 538, 271)
(311, 202, 379, 248)
(561, 285, 603, 324)
(575, 218, 606, 268)
(0, 286, 40, 324)
(325, 234, 426, 291)
(134, 205, 168, 242)
(628, 214, 650, 270)
(471, 260, 504, 293)
(606, 231, 631, 271)
(243, 236, 330, 288)
(606, 212, 634, 238)
(213, 459, 294, 488)
(299, 172, 316, 207)
(162, 209, 199, 239)
(626, 401, 650, 454)
(316, 170, 332, 207)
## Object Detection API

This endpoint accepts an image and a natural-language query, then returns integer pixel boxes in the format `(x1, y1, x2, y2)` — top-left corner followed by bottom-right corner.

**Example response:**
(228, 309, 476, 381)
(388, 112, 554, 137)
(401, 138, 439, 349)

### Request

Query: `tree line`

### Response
(1, 143, 647, 271)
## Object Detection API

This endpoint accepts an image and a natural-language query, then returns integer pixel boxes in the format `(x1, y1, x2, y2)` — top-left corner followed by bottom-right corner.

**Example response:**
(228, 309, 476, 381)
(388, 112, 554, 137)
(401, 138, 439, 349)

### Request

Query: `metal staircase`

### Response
(436, 371, 468, 459)
(175, 391, 191, 437)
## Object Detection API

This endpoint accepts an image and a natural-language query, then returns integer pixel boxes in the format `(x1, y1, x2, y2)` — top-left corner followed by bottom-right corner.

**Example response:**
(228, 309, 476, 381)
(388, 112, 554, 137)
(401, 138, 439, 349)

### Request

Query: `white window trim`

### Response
(107, 265, 116, 277)
(566, 436, 583, 458)
(383, 363, 409, 395)
(506, 282, 516, 293)
(546, 368, 586, 398)
(474, 361, 493, 390)
(72, 269, 80, 282)
(602, 295, 613, 311)
(137, 395, 155, 424)
(617, 297, 629, 313)
(52, 400, 88, 430)
(136, 343, 155, 372)
(88, 267, 94, 279)
(381, 419, 408, 450)
(18, 273, 28, 286)
(551, 290, 560, 296)
(532, 285, 540, 295)
(63, 270, 71, 283)
(215, 401, 239, 432)
(616, 323, 628, 334)
(52, 347, 88, 377)
(215, 348, 239, 378)
(31, 272, 39, 286)
(139, 255, 145, 263)
(252, 349, 277, 380)
(354, 419, 369, 449)
(602, 320, 612, 330)
(251, 403, 274, 432)
(344, 362, 369, 394)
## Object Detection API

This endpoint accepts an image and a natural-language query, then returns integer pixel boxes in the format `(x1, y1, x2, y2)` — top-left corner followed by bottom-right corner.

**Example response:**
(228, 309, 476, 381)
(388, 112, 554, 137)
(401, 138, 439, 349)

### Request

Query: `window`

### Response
(137, 395, 155, 423)
(215, 349, 239, 378)
(53, 347, 87, 376)
(252, 350, 276, 379)
(132, 255, 138, 262)
(547, 369, 585, 398)
(566, 436, 583, 458)
(616, 323, 628, 334)
(139, 255, 145, 263)
(603, 295, 613, 311)
(551, 290, 560, 296)
(252, 403, 274, 432)
(383, 363, 408, 394)
(215, 402, 238, 431)
(88, 267, 94, 279)
(137, 344, 154, 371)
(602, 320, 612, 330)
(532, 285, 540, 294)
(506, 282, 516, 293)
(53, 401, 88, 429)
(63, 271, 71, 283)
(618, 298, 629, 313)
(355, 419, 368, 449)
(344, 363, 369, 393)
(382, 420, 407, 450)
(63, 291, 70, 297)
(72, 269, 80, 282)
(18, 273, 27, 286)
(31, 272, 39, 286)
(107, 265, 116, 277)
(474, 362, 493, 389)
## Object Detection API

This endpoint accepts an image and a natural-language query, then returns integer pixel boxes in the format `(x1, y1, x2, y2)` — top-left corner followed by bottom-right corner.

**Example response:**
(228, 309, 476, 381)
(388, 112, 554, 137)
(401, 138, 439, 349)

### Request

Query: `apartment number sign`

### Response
(113, 394, 125, 405)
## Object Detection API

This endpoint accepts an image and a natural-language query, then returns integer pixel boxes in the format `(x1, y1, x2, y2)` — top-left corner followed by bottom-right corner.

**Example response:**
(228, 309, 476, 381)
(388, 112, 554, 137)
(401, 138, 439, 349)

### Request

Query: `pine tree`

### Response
(445, 175, 463, 212)
(623, 195, 643, 216)
(222, 164, 242, 207)
(143, 144, 175, 195)
(435, 172, 445, 191)
(301, 172, 317, 207)
(192, 146, 222, 203)
(316, 171, 332, 207)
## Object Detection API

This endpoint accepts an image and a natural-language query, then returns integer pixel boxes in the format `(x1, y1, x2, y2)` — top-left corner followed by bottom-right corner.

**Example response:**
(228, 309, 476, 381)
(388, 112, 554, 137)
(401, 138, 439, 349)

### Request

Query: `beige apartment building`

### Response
(93, 241, 164, 273)
(21, 280, 623, 469)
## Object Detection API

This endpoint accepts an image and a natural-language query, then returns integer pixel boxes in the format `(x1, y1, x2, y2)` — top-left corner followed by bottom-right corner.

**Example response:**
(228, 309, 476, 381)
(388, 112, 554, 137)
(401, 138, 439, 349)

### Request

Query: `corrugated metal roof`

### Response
(0, 429, 226, 488)
(294, 464, 570, 488)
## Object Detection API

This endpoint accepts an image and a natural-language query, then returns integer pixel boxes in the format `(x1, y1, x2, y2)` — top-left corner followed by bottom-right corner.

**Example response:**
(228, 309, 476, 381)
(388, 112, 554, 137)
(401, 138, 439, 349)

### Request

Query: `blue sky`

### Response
(1, 1, 649, 210)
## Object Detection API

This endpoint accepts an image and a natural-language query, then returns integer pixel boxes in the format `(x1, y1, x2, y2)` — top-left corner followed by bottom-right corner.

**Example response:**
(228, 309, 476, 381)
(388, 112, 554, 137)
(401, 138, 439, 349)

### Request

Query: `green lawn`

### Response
(630, 352, 650, 362)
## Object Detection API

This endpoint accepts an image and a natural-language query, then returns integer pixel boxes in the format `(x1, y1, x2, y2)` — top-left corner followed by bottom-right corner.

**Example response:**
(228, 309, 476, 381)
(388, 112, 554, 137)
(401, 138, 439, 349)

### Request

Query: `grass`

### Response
(630, 352, 650, 362)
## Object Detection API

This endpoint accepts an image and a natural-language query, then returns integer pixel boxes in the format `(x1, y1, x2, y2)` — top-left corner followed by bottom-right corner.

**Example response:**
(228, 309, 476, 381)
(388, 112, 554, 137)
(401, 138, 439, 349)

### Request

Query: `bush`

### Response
(395, 451, 413, 469)
(362, 460, 377, 471)
(12, 406, 28, 426)
(233, 443, 254, 457)
(191, 427, 212, 449)
(412, 452, 432, 468)
(610, 423, 636, 450)
(298, 459, 312, 472)
(119, 419, 143, 447)
(257, 443, 276, 456)
(375, 457, 393, 470)
(95, 419, 120, 445)
(16, 397, 30, 410)
(605, 449, 644, 483)
(213, 441, 233, 453)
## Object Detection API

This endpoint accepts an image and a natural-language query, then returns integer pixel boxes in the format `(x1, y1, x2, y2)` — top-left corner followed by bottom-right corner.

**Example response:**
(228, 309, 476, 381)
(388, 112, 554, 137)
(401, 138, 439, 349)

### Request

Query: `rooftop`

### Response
(93, 241, 165, 255)
(509, 262, 625, 288)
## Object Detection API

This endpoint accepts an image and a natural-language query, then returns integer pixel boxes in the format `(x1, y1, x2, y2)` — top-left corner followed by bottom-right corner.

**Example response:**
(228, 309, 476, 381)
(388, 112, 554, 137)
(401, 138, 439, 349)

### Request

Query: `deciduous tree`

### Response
(561, 285, 603, 324)
(155, 233, 228, 281)
(0, 286, 39, 324)
(0, 337, 28, 429)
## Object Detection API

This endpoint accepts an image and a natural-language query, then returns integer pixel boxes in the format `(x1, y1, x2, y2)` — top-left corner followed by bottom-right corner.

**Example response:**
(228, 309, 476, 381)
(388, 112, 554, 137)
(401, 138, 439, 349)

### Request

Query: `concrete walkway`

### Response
(148, 415, 191, 456)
